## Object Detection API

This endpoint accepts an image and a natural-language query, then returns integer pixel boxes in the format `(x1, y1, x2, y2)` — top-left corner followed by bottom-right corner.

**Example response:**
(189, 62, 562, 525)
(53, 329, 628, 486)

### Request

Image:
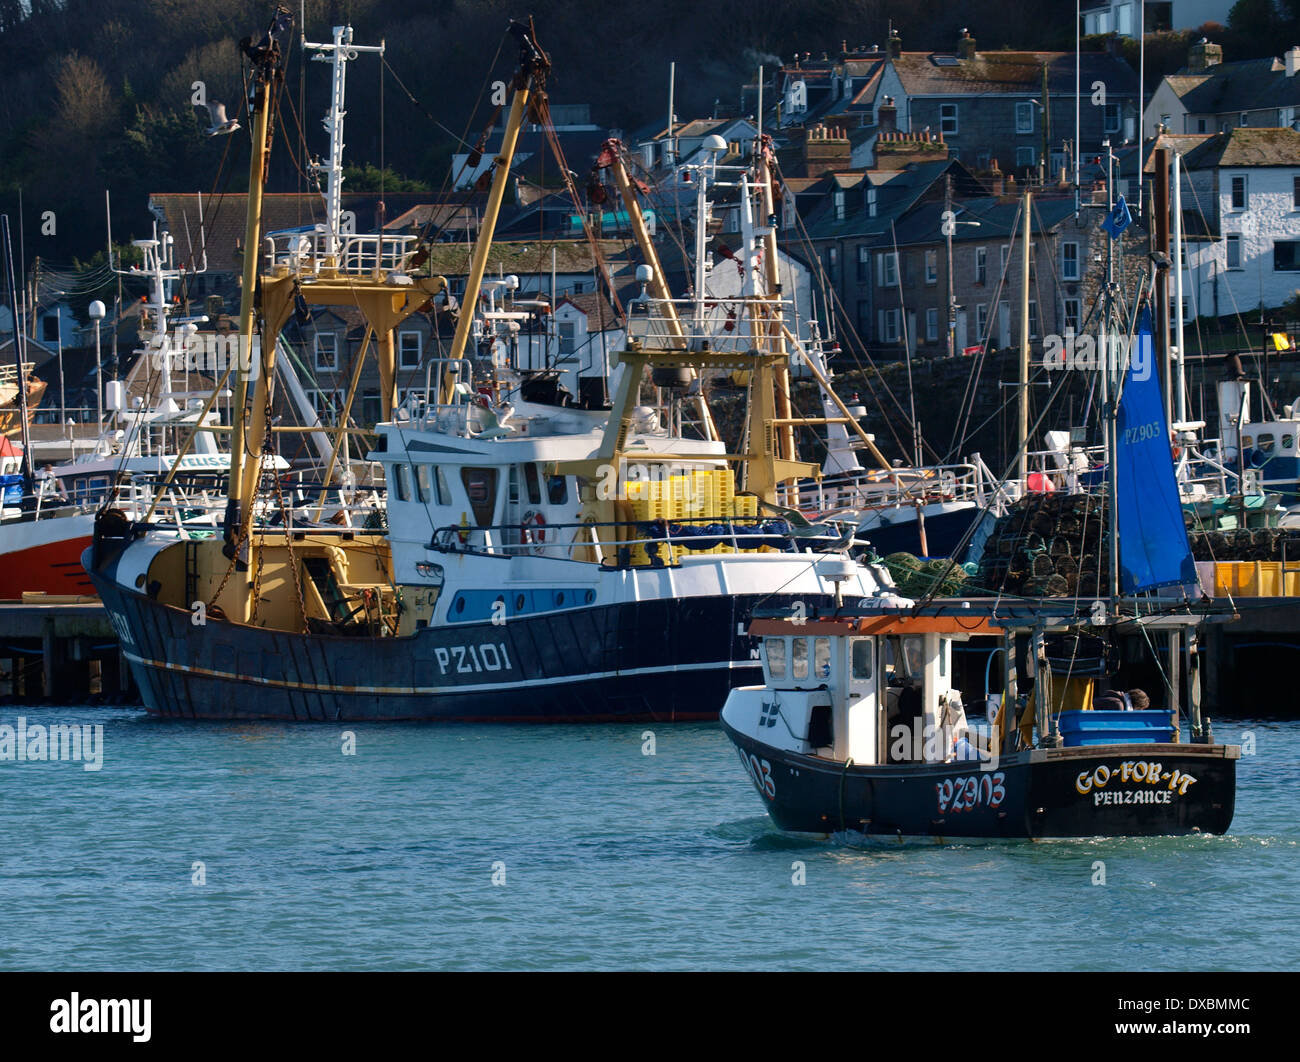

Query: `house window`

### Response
(398, 331, 422, 370)
(834, 189, 845, 221)
(1197, 118, 1207, 133)
(925, 307, 939, 341)
(1104, 103, 1121, 133)
(857, 300, 872, 336)
(975, 246, 987, 285)
(309, 388, 344, 418)
(867, 187, 877, 218)
(879, 251, 898, 287)
(826, 246, 840, 285)
(976, 303, 989, 341)
(1293, 175, 1300, 209)
(558, 321, 576, 357)
(924, 249, 938, 284)
(1015, 102, 1035, 134)
(1226, 235, 1242, 270)
(1240, 112, 1249, 127)
(361, 388, 381, 426)
(940, 103, 958, 135)
(1016, 146, 1036, 168)
(42, 315, 59, 343)
(857, 245, 871, 282)
(879, 308, 901, 343)
(1062, 241, 1080, 281)
(1000, 244, 1009, 277)
(1028, 300, 1039, 339)
(1275, 241, 1300, 272)
(1231, 175, 1247, 210)
(314, 332, 338, 372)
(1063, 298, 1081, 332)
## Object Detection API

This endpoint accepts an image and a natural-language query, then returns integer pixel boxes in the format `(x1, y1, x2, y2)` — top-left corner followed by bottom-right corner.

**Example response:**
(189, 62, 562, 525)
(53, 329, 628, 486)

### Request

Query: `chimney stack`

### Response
(987, 160, 1004, 196)
(887, 31, 902, 60)
(959, 28, 976, 61)
(878, 96, 897, 134)
(1188, 38, 1223, 73)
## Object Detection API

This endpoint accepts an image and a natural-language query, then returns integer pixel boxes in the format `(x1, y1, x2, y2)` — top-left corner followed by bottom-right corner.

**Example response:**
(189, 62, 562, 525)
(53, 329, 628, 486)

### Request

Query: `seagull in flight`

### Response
(203, 101, 240, 137)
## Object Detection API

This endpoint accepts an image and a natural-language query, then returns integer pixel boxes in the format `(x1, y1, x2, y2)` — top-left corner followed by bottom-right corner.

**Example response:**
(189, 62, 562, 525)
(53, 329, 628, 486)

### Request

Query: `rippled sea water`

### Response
(0, 706, 1296, 970)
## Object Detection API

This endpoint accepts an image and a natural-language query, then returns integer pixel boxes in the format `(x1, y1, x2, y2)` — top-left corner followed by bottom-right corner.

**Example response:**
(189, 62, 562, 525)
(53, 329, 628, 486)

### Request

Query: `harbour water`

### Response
(1, 706, 1296, 970)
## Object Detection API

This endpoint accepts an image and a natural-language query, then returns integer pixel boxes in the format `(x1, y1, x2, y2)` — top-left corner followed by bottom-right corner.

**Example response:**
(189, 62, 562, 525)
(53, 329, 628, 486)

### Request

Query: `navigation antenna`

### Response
(301, 13, 385, 261)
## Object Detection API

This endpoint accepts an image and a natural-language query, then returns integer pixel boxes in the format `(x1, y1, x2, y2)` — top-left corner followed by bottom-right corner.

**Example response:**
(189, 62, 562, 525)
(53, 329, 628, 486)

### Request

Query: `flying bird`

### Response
(203, 100, 240, 137)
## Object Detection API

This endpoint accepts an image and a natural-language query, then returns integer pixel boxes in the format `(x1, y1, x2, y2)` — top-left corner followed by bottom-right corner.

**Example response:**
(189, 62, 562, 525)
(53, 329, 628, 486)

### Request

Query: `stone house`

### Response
(1144, 41, 1300, 139)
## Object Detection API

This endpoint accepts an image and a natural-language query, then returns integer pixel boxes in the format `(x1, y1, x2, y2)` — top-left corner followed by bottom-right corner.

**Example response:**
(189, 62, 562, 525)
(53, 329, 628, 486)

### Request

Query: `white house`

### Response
(1081, 1, 1234, 38)
(1156, 128, 1300, 320)
(1145, 42, 1300, 139)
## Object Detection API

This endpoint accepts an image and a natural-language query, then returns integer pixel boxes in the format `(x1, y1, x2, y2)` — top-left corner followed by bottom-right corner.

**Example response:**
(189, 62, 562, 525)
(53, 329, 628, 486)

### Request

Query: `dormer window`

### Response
(834, 189, 845, 221)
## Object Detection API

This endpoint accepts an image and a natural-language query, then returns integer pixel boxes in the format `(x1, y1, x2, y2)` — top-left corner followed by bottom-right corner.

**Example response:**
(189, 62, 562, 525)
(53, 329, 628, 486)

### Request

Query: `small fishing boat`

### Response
(721, 231, 1240, 838)
(720, 599, 1237, 838)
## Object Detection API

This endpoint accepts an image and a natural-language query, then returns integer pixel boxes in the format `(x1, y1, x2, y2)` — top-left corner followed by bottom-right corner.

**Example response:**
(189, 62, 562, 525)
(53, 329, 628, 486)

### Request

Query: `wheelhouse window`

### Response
(765, 638, 787, 679)
(523, 463, 543, 505)
(850, 638, 873, 679)
(813, 637, 832, 679)
(792, 638, 809, 680)
(393, 463, 411, 503)
(461, 467, 499, 526)
(547, 474, 568, 505)
(415, 463, 432, 504)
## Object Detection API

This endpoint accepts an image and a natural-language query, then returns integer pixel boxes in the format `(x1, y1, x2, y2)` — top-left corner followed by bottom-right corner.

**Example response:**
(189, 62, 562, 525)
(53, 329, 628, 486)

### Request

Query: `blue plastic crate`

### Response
(1057, 709, 1175, 746)
(0, 473, 23, 506)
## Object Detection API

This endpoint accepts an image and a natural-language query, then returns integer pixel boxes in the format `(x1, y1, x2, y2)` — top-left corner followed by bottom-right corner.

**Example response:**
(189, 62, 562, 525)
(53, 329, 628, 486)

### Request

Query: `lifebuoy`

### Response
(521, 510, 547, 553)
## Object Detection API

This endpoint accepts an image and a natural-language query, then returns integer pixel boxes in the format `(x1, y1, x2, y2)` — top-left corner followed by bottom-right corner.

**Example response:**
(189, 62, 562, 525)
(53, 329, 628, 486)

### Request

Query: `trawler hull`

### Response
(722, 720, 1237, 839)
(90, 562, 842, 722)
(0, 514, 95, 598)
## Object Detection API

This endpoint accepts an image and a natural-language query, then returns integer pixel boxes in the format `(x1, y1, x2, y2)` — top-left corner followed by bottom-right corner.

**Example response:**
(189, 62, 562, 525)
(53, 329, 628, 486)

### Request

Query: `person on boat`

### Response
(37, 464, 67, 504)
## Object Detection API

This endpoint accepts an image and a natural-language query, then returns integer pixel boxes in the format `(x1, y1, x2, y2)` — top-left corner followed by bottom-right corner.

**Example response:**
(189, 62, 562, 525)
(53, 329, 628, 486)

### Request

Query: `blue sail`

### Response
(1114, 309, 1196, 592)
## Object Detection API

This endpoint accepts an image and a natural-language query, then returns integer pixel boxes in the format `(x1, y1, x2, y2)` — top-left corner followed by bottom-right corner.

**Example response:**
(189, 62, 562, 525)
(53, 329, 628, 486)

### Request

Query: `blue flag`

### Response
(1114, 309, 1196, 593)
(1101, 195, 1132, 240)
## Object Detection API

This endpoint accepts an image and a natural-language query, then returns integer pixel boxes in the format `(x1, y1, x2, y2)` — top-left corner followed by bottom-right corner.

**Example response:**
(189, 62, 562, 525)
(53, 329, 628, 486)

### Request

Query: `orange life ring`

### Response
(521, 510, 547, 553)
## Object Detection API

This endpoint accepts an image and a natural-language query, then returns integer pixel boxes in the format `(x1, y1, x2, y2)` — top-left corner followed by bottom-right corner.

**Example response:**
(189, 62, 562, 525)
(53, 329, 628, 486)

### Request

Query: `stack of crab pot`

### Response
(974, 493, 1109, 598)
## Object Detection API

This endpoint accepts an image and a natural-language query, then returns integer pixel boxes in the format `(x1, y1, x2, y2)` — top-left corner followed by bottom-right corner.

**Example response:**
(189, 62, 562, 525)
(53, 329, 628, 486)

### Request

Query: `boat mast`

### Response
(1172, 150, 1186, 426)
(1103, 138, 1119, 605)
(603, 142, 718, 440)
(1017, 187, 1031, 487)
(223, 11, 288, 562)
(301, 22, 385, 264)
(439, 20, 549, 406)
(1, 214, 34, 491)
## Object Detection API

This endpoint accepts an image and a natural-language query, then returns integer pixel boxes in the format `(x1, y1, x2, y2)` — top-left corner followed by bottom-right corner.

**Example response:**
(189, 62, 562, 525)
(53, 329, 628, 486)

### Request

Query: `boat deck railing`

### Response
(808, 461, 994, 514)
(624, 296, 797, 354)
(263, 230, 420, 278)
(426, 515, 846, 568)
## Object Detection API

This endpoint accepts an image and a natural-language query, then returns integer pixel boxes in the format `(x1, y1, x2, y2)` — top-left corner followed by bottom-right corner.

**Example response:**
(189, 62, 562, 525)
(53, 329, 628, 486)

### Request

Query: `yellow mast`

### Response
(223, 26, 282, 562)
(606, 145, 718, 441)
(440, 20, 550, 405)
